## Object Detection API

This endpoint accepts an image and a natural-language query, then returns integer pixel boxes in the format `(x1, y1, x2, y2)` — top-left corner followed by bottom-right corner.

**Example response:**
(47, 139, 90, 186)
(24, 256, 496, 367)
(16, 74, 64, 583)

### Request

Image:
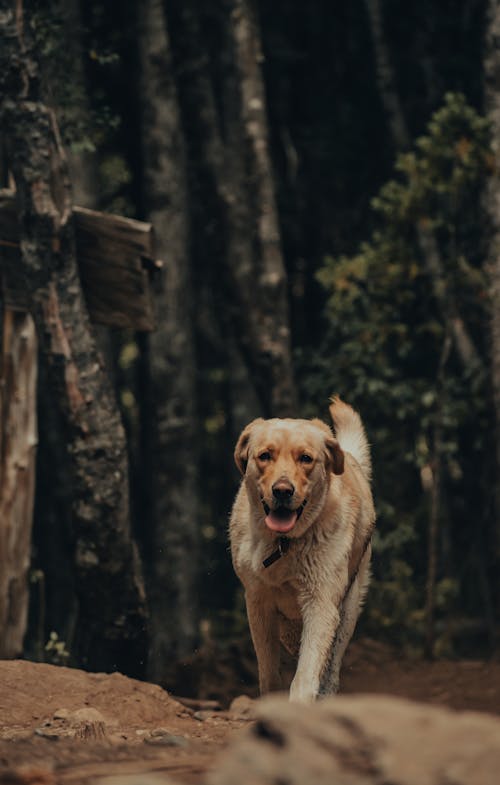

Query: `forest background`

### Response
(1, 0, 500, 693)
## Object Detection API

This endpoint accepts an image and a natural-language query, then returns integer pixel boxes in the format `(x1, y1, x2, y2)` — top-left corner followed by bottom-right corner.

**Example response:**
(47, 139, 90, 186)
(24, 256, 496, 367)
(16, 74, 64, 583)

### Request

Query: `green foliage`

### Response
(44, 631, 70, 665)
(31, 6, 98, 152)
(313, 93, 493, 651)
(30, 2, 133, 215)
(98, 154, 134, 216)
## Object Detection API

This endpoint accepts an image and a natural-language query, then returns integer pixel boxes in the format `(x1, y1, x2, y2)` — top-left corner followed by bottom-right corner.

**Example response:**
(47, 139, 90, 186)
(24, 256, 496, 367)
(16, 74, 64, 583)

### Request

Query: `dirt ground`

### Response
(1, 639, 499, 785)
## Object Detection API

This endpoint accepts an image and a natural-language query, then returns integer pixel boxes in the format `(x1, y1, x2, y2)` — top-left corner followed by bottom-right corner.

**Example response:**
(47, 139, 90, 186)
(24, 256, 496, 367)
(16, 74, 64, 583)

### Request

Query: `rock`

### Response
(193, 711, 216, 721)
(52, 709, 70, 720)
(144, 729, 189, 748)
(172, 696, 221, 712)
(33, 723, 60, 741)
(96, 775, 180, 785)
(207, 694, 500, 785)
(34, 707, 109, 742)
(228, 695, 255, 720)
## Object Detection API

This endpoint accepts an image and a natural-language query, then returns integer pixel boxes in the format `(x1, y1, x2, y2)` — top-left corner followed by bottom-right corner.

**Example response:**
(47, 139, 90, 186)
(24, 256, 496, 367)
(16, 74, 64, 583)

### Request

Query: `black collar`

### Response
(263, 536, 290, 568)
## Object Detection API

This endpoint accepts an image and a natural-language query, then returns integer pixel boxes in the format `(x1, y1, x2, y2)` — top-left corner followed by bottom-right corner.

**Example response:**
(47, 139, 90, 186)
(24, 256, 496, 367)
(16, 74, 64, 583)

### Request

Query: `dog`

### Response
(229, 397, 375, 703)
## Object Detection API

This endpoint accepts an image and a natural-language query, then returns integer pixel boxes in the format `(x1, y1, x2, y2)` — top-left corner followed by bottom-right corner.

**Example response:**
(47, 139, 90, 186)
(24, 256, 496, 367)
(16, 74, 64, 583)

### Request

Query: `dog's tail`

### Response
(329, 396, 372, 481)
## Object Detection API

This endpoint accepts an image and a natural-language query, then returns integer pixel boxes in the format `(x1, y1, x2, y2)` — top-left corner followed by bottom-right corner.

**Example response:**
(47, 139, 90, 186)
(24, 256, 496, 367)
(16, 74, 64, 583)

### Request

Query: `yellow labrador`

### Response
(229, 397, 375, 703)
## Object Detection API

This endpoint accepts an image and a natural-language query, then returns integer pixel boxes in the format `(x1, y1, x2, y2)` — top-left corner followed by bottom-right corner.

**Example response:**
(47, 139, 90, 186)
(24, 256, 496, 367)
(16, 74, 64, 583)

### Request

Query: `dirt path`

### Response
(342, 639, 500, 715)
(0, 641, 499, 785)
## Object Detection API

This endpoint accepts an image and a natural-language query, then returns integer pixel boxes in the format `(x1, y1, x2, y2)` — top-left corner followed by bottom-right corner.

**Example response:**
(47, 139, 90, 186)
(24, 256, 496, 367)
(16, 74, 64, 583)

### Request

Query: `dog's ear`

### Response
(325, 435, 344, 475)
(234, 419, 264, 475)
(310, 418, 345, 475)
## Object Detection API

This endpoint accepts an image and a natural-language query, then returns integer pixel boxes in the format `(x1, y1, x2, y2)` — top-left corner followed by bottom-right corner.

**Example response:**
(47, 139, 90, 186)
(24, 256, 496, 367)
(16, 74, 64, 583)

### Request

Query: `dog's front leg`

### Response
(289, 594, 341, 704)
(245, 588, 282, 694)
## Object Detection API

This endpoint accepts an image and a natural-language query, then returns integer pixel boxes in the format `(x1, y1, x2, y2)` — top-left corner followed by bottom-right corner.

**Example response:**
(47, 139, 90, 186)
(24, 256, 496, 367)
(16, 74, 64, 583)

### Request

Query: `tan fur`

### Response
(229, 397, 375, 703)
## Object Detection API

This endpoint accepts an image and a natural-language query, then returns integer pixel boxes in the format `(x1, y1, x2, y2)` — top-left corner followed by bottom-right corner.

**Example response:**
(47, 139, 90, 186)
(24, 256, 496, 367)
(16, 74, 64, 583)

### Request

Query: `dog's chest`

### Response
(255, 545, 298, 586)
(274, 582, 301, 619)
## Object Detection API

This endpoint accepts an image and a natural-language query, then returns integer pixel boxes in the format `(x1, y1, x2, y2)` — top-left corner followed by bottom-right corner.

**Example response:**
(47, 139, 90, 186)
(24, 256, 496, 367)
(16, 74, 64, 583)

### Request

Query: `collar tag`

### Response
(262, 536, 290, 568)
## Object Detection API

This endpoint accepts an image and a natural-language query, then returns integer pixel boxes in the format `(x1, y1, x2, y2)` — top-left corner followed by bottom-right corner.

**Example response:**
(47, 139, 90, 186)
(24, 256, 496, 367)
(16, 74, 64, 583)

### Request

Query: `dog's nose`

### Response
(272, 478, 295, 503)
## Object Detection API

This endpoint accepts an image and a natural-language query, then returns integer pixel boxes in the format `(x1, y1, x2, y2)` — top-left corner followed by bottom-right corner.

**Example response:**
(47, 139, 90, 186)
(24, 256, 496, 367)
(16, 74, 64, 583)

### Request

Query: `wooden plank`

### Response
(0, 190, 158, 331)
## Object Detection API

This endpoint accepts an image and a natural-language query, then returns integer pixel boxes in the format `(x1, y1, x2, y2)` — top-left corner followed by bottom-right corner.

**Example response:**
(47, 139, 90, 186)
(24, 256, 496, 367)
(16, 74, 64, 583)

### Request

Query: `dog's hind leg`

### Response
(319, 548, 371, 696)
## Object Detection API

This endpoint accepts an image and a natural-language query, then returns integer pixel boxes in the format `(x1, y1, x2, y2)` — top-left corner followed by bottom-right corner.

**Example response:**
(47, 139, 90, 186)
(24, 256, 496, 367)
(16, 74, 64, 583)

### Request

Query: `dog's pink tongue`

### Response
(265, 511, 298, 533)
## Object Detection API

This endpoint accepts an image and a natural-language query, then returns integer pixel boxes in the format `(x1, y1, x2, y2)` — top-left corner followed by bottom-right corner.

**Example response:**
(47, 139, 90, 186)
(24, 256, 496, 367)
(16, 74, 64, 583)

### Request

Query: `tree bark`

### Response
(54, 0, 98, 210)
(483, 0, 500, 587)
(0, 0, 148, 675)
(363, 0, 409, 150)
(138, 0, 199, 677)
(167, 0, 296, 419)
(0, 309, 37, 657)
(220, 0, 297, 417)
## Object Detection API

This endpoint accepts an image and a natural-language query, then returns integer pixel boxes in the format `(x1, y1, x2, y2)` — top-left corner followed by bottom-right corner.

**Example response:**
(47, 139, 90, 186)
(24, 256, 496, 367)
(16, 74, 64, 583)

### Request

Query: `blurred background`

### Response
(2, 0, 499, 697)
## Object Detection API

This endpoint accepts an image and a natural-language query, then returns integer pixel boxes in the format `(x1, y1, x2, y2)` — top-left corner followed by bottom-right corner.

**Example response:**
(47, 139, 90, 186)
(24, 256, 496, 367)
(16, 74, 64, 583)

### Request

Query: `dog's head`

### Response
(234, 417, 344, 535)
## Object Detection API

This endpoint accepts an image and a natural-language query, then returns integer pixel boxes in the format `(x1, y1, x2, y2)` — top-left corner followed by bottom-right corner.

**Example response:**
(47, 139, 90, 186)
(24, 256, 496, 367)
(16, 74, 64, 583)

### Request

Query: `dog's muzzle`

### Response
(261, 498, 307, 534)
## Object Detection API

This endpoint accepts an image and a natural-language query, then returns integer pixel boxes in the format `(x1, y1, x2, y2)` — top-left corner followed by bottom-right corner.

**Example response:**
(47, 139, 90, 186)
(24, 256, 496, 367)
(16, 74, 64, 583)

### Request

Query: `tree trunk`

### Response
(138, 0, 199, 678)
(167, 0, 296, 419)
(483, 0, 500, 596)
(55, 0, 98, 210)
(0, 0, 148, 676)
(424, 333, 451, 658)
(0, 309, 37, 657)
(220, 0, 297, 417)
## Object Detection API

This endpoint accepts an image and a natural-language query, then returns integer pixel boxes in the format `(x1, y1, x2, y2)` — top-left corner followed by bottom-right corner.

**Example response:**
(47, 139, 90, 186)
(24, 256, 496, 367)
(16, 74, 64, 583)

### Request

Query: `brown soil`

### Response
(1, 640, 499, 785)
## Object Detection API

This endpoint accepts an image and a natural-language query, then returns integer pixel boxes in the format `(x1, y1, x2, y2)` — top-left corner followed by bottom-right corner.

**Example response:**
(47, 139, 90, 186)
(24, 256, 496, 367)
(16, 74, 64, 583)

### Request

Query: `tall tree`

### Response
(0, 0, 148, 675)
(167, 0, 296, 420)
(365, 0, 480, 373)
(33, 0, 100, 653)
(138, 0, 200, 678)
(483, 0, 500, 602)
(44, 0, 98, 209)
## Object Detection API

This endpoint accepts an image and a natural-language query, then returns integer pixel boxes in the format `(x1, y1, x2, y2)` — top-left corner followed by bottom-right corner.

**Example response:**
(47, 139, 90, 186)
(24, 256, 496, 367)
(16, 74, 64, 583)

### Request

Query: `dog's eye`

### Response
(299, 454, 313, 464)
(258, 451, 272, 462)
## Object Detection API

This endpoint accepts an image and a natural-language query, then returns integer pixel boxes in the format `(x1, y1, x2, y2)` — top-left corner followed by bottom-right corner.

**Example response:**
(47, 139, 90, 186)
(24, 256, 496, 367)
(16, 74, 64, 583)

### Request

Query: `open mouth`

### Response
(262, 502, 306, 533)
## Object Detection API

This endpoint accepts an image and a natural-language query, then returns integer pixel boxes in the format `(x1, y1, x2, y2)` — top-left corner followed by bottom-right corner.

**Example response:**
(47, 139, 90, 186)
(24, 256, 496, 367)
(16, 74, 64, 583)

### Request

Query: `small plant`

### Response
(45, 632, 70, 666)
